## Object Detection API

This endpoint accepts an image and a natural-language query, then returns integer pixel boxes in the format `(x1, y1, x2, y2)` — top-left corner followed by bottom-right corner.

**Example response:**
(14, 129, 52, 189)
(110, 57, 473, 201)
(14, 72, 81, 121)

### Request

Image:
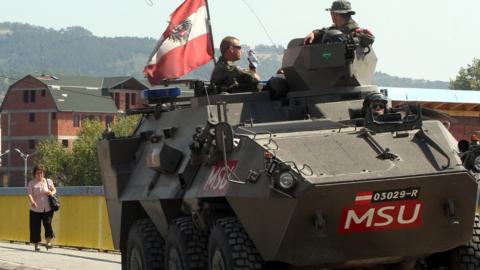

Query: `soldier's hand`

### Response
(250, 70, 260, 81)
(304, 32, 315, 45)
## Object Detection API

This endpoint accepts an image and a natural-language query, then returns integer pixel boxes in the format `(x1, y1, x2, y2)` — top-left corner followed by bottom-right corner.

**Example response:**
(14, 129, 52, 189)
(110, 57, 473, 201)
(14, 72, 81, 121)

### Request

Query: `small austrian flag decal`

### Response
(338, 188, 423, 234)
(355, 192, 373, 205)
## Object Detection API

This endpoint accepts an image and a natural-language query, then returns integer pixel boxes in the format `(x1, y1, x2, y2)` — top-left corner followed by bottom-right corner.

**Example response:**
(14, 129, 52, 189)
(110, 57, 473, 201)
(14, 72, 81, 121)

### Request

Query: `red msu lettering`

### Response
(338, 199, 423, 234)
(202, 160, 238, 194)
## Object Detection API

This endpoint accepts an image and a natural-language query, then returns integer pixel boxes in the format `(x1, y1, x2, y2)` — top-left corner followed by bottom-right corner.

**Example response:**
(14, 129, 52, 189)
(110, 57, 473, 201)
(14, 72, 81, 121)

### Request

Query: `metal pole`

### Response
(24, 157, 27, 187)
(205, 0, 217, 64)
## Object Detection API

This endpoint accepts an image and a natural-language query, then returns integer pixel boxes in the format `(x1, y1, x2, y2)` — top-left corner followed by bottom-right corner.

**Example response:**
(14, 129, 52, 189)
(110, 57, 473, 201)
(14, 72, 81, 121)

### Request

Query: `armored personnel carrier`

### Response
(97, 34, 480, 270)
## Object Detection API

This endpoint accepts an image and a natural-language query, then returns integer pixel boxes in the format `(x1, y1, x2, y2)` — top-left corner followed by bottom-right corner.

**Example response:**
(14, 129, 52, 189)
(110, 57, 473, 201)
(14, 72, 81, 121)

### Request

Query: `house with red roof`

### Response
(0, 75, 148, 186)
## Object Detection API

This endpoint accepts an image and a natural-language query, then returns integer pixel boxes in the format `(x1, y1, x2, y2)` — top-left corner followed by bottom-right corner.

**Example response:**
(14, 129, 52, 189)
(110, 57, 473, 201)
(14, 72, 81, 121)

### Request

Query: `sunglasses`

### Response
(371, 103, 385, 110)
(231, 45, 242, 50)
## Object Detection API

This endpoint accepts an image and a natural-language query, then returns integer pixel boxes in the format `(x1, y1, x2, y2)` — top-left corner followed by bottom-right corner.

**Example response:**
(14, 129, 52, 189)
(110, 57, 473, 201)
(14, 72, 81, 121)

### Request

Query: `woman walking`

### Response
(27, 164, 56, 251)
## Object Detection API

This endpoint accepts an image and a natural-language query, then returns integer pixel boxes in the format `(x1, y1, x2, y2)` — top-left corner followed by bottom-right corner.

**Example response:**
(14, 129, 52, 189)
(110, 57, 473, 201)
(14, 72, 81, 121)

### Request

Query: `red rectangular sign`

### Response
(338, 200, 423, 234)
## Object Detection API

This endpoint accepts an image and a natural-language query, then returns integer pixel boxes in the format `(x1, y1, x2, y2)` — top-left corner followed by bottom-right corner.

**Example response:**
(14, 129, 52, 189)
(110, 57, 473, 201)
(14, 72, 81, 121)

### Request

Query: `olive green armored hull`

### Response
(97, 40, 479, 269)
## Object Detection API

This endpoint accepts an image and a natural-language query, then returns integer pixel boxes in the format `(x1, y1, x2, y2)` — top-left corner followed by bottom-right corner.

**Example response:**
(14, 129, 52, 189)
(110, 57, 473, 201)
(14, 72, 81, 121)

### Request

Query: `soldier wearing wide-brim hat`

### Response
(304, 0, 374, 46)
(325, 0, 356, 15)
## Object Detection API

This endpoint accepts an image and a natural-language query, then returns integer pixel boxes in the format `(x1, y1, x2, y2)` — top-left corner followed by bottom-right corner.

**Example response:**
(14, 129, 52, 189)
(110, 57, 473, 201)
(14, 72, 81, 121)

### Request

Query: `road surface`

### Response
(0, 241, 120, 270)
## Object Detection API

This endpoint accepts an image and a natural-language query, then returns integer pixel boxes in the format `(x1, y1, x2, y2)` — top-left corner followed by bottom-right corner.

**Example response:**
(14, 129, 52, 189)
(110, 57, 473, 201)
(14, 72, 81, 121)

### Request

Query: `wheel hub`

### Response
(168, 247, 182, 270)
(212, 247, 226, 270)
(130, 248, 143, 270)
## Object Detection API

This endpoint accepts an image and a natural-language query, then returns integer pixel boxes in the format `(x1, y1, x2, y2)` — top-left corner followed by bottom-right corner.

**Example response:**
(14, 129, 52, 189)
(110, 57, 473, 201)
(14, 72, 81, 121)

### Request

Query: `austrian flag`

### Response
(144, 0, 214, 84)
(354, 192, 373, 205)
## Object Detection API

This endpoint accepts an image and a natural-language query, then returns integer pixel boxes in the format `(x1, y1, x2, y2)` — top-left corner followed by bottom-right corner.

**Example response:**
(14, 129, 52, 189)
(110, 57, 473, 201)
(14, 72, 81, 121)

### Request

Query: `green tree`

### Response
(450, 58, 480, 90)
(35, 138, 71, 186)
(69, 120, 104, 186)
(111, 115, 141, 137)
(35, 115, 141, 186)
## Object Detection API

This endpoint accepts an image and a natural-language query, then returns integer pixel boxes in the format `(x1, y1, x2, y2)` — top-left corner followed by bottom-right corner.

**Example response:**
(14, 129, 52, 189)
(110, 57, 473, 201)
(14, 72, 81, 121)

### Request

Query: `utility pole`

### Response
(14, 148, 31, 187)
(0, 149, 10, 165)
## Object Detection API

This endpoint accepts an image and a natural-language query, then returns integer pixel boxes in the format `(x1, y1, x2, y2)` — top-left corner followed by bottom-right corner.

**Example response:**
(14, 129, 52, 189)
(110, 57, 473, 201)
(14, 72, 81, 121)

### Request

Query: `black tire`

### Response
(423, 214, 480, 270)
(449, 214, 480, 269)
(208, 217, 263, 270)
(165, 217, 208, 270)
(126, 219, 165, 270)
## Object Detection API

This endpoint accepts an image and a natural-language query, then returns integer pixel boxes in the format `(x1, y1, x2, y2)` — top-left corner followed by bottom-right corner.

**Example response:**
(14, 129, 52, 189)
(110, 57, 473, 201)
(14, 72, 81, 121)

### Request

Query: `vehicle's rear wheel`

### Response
(126, 219, 165, 270)
(422, 214, 480, 269)
(208, 217, 263, 270)
(165, 217, 207, 270)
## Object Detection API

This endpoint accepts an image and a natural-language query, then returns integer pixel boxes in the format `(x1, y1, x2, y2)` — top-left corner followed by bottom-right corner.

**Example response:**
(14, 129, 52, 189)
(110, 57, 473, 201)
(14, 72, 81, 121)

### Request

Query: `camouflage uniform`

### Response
(312, 0, 375, 46)
(210, 56, 259, 92)
(312, 18, 359, 40)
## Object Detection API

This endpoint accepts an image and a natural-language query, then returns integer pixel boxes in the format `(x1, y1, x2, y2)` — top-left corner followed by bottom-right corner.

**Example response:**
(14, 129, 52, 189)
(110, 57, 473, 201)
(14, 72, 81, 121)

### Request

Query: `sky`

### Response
(1, 0, 479, 81)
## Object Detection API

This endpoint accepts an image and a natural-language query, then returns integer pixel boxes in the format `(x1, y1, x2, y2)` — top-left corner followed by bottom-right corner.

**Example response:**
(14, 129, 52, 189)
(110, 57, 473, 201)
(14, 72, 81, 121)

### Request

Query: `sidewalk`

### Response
(0, 241, 120, 270)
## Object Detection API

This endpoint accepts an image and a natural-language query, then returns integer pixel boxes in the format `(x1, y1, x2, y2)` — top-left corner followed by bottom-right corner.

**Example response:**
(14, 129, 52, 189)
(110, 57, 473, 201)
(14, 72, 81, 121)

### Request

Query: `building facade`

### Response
(0, 75, 148, 186)
(387, 87, 480, 142)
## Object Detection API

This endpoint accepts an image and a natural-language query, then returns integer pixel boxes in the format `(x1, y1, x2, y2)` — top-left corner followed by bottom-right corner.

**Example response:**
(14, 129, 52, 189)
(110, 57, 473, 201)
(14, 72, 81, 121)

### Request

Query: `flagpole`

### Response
(205, 0, 217, 64)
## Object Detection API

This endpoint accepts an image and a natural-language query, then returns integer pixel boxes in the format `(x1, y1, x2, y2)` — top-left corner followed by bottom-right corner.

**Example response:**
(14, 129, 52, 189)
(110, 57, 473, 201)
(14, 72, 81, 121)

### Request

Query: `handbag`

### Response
(44, 179, 60, 212)
(48, 194, 60, 212)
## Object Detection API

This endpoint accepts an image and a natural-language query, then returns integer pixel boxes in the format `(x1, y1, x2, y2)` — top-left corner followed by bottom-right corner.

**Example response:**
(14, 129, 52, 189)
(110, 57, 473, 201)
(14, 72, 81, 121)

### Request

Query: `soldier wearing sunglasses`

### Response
(210, 36, 260, 92)
(363, 92, 388, 116)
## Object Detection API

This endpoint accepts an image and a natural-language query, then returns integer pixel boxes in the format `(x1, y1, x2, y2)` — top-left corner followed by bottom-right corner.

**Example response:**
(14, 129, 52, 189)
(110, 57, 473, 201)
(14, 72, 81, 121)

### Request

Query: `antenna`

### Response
(240, 0, 277, 46)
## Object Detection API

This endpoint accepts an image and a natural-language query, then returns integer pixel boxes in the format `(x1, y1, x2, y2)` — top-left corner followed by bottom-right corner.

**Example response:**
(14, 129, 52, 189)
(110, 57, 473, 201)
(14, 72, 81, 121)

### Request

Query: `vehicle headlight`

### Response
(278, 172, 296, 190)
(474, 156, 480, 171)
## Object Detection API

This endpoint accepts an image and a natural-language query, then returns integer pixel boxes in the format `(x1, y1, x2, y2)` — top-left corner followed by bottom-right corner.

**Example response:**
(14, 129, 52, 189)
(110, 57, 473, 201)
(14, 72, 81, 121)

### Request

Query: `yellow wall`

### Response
(0, 195, 115, 251)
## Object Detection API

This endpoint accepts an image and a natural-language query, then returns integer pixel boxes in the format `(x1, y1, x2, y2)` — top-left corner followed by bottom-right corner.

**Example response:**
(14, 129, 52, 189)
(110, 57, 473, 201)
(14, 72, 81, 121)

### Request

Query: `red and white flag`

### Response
(144, 0, 214, 84)
(354, 191, 373, 205)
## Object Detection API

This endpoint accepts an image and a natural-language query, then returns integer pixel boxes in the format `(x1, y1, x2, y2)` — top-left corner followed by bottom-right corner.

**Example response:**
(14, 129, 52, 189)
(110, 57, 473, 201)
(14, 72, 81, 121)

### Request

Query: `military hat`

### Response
(363, 92, 388, 109)
(326, 0, 356, 15)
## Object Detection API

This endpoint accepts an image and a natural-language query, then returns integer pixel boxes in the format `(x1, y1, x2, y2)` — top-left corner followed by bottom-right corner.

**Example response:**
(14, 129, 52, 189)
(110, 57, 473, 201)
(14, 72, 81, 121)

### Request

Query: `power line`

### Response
(0, 75, 119, 100)
(0, 75, 19, 81)
(239, 0, 277, 47)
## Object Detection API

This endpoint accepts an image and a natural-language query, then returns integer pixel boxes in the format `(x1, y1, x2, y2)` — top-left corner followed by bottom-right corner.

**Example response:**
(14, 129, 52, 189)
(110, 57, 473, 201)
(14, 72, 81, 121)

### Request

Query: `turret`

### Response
(282, 37, 377, 92)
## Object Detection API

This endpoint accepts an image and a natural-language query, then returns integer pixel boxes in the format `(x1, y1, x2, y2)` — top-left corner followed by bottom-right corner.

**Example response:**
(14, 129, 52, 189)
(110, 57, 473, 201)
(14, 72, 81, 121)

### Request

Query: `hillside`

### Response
(0, 22, 449, 92)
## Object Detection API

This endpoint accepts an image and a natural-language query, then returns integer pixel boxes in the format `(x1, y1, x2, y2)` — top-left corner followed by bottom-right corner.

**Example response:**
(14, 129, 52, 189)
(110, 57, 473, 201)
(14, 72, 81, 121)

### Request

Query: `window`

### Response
(62, 140, 69, 148)
(29, 140, 36, 149)
(73, 114, 80, 127)
(41, 89, 46, 97)
(22, 90, 37, 103)
(29, 113, 35, 122)
(30, 90, 36, 103)
(23, 91, 29, 103)
(125, 93, 130, 110)
(51, 112, 56, 120)
(105, 115, 114, 126)
(131, 93, 136, 105)
(114, 93, 120, 108)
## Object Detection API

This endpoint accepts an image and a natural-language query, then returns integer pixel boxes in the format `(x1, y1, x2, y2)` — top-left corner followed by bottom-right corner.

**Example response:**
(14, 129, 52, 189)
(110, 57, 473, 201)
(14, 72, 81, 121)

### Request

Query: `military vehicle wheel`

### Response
(208, 217, 263, 270)
(165, 217, 207, 270)
(126, 219, 165, 270)
(448, 214, 480, 269)
(423, 214, 480, 269)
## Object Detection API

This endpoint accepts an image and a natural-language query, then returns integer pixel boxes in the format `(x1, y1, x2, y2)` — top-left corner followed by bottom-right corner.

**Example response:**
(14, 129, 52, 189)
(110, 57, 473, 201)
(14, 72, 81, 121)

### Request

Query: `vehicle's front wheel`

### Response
(208, 217, 263, 270)
(126, 219, 165, 270)
(422, 214, 480, 269)
(165, 217, 207, 270)
(449, 214, 480, 269)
